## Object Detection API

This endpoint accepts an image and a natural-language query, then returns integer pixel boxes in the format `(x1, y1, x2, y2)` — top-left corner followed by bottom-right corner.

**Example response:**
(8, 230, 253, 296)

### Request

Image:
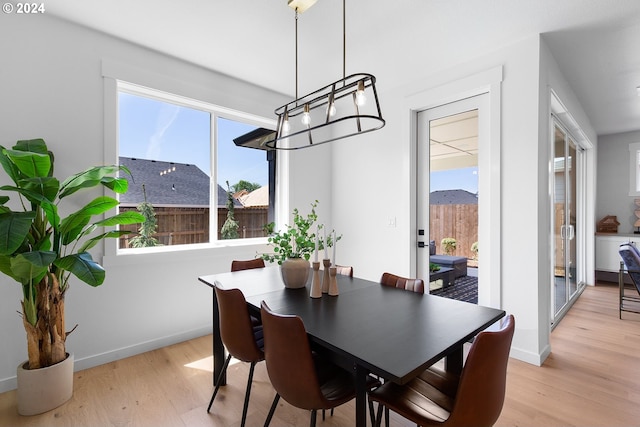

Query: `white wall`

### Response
(0, 15, 331, 392)
(331, 34, 597, 366)
(597, 131, 640, 232)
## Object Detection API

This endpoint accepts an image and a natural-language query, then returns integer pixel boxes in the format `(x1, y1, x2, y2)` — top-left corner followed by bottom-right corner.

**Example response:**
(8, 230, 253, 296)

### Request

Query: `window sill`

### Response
(103, 237, 270, 268)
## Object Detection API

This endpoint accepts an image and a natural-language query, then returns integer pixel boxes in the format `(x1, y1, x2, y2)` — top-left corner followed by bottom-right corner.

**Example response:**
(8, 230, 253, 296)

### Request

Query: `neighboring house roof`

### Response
(237, 186, 269, 208)
(118, 157, 239, 208)
(430, 189, 478, 205)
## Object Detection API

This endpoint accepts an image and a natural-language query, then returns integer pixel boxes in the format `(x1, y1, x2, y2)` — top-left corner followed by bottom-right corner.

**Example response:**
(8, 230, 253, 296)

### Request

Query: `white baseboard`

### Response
(0, 326, 212, 394)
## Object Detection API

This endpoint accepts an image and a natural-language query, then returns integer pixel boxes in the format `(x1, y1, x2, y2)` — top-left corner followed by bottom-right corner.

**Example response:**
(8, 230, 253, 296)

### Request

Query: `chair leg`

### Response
(240, 361, 257, 427)
(310, 409, 317, 427)
(373, 402, 389, 427)
(207, 354, 232, 413)
(368, 399, 376, 426)
(263, 393, 280, 427)
(321, 407, 335, 420)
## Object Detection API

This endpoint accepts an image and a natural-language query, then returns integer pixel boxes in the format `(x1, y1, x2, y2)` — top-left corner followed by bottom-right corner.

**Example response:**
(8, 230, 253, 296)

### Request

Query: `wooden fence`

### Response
(118, 204, 478, 260)
(430, 204, 478, 261)
(119, 207, 268, 248)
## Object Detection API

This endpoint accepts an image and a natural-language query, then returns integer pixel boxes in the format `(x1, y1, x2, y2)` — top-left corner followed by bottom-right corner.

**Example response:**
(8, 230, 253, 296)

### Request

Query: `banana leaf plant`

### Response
(0, 139, 144, 370)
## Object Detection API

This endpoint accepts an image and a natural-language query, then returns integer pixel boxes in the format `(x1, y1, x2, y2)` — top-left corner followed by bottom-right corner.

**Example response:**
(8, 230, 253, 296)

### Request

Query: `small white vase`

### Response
(17, 353, 74, 416)
(280, 258, 310, 289)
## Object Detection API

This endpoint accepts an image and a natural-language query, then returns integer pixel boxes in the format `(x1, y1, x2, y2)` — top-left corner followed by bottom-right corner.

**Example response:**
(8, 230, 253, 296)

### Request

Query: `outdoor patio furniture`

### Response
(430, 255, 467, 278)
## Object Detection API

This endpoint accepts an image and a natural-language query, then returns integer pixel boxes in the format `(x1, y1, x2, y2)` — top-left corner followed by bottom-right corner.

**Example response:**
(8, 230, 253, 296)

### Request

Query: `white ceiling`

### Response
(46, 0, 640, 136)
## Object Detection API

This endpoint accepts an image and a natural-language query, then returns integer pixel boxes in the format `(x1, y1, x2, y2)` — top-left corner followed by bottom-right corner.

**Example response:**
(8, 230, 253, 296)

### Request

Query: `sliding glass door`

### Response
(552, 120, 585, 325)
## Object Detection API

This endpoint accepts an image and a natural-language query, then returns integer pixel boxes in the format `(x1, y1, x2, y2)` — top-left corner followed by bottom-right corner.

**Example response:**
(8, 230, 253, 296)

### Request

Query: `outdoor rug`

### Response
(430, 275, 478, 304)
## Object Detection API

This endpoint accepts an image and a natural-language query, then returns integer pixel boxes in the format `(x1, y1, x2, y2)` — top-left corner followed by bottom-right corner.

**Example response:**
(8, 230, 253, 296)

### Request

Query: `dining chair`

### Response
(368, 314, 515, 427)
(335, 265, 353, 277)
(618, 243, 640, 318)
(260, 300, 380, 427)
(380, 272, 425, 294)
(207, 281, 265, 427)
(231, 258, 265, 325)
(231, 258, 266, 272)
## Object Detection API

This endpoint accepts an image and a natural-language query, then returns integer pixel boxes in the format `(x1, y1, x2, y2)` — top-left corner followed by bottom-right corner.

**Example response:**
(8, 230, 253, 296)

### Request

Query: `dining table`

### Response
(199, 266, 505, 427)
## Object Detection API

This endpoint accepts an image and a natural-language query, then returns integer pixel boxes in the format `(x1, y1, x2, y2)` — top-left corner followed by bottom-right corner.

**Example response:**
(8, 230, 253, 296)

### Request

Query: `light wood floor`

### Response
(2, 282, 640, 426)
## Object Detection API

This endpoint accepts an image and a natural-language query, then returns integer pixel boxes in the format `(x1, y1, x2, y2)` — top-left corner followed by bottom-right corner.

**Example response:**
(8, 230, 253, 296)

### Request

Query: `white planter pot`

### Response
(17, 353, 74, 416)
(280, 258, 310, 289)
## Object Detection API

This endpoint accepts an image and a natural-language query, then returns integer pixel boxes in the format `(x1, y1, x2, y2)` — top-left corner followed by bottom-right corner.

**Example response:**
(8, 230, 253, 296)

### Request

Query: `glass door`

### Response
(552, 120, 583, 324)
(417, 94, 487, 299)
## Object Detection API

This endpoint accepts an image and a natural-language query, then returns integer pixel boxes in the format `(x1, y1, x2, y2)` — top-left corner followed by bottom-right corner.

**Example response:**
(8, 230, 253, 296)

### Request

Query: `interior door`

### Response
(417, 95, 488, 294)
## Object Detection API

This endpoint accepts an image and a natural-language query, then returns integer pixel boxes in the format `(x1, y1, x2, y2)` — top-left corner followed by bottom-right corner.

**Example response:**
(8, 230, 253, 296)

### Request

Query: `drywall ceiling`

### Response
(45, 0, 640, 136)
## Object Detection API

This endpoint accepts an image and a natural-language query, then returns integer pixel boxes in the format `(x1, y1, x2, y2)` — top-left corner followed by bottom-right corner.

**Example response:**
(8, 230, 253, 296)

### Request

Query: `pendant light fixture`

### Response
(234, 0, 385, 151)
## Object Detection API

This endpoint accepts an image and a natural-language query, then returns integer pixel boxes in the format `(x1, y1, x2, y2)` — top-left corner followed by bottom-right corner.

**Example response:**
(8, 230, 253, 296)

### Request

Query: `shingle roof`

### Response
(118, 157, 237, 208)
(238, 185, 268, 208)
(430, 189, 478, 205)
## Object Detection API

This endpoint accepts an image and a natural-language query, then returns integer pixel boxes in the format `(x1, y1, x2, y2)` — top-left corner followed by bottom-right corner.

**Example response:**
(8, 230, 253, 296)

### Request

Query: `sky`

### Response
(430, 166, 478, 194)
(118, 92, 268, 189)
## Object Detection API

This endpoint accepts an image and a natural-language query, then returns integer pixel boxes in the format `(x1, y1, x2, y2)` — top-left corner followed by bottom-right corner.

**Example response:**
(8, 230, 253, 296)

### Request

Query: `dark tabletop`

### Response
(200, 266, 505, 384)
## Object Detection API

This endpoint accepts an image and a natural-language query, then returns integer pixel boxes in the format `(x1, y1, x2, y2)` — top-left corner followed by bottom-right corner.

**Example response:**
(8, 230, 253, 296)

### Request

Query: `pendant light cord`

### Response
(295, 8, 299, 101)
(343, 0, 346, 81)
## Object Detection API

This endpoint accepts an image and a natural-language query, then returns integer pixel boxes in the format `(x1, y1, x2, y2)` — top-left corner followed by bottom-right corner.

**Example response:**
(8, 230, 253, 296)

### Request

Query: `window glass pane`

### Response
(217, 117, 270, 240)
(116, 88, 273, 249)
(118, 91, 211, 248)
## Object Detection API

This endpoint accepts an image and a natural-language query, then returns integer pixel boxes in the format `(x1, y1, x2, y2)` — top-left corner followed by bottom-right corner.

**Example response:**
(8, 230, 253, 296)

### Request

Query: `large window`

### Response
(117, 83, 275, 249)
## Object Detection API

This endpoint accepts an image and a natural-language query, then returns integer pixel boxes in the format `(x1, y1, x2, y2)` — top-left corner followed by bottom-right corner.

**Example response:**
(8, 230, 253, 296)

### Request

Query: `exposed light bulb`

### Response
(327, 102, 337, 117)
(282, 114, 291, 134)
(355, 80, 367, 106)
(301, 104, 311, 125)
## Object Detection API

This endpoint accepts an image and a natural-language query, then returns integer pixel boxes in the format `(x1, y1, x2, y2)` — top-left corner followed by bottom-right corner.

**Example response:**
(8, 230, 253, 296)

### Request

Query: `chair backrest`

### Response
(231, 258, 266, 272)
(335, 265, 353, 277)
(213, 281, 263, 363)
(380, 272, 425, 294)
(446, 314, 515, 427)
(260, 301, 327, 410)
(619, 243, 640, 294)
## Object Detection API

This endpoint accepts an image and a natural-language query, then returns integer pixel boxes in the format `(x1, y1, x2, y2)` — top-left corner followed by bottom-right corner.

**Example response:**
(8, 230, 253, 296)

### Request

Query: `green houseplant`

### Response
(262, 200, 319, 265)
(261, 200, 340, 289)
(0, 139, 144, 413)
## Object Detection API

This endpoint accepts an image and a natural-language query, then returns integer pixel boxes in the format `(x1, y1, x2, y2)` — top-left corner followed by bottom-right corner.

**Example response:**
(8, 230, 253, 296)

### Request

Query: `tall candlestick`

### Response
(324, 227, 328, 259)
(332, 231, 336, 265)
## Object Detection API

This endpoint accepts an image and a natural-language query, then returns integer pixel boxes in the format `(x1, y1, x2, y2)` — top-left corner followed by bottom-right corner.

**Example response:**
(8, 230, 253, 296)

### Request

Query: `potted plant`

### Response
(261, 201, 319, 288)
(441, 237, 457, 255)
(471, 241, 478, 260)
(0, 139, 144, 415)
(261, 200, 342, 288)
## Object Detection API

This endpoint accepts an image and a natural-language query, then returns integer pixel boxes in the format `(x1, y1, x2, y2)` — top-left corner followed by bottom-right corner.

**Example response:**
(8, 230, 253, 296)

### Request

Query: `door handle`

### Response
(418, 241, 425, 248)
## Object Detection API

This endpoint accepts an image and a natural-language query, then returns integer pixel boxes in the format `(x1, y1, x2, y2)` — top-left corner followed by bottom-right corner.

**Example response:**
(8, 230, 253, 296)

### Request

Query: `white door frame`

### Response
(405, 66, 502, 308)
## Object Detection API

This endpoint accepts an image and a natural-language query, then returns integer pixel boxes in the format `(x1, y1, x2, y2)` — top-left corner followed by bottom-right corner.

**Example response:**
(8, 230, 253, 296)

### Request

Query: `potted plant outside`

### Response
(0, 139, 144, 415)
(441, 237, 457, 255)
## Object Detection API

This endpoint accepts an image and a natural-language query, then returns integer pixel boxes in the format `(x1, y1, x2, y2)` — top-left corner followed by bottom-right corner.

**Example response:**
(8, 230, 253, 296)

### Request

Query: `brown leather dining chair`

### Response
(260, 301, 380, 427)
(231, 258, 265, 325)
(368, 314, 515, 427)
(231, 258, 266, 272)
(335, 265, 353, 277)
(206, 281, 264, 427)
(380, 272, 425, 294)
